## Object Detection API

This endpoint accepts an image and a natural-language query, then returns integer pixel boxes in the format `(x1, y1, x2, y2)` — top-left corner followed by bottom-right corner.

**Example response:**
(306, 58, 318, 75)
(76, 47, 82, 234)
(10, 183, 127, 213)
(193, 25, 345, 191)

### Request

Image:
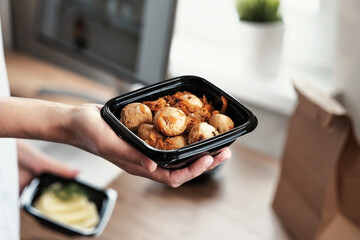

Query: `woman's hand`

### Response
(70, 104, 232, 187)
(17, 140, 78, 193)
(0, 97, 231, 188)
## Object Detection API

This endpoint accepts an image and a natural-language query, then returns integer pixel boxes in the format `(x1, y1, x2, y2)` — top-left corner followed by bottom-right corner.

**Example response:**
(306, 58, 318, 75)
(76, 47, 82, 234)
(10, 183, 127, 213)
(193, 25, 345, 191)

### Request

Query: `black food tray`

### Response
(101, 75, 257, 169)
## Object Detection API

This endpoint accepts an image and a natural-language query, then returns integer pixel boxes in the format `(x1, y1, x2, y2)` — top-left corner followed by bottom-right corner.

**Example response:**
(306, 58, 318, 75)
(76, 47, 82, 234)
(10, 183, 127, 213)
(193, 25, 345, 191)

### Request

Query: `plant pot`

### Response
(238, 20, 284, 77)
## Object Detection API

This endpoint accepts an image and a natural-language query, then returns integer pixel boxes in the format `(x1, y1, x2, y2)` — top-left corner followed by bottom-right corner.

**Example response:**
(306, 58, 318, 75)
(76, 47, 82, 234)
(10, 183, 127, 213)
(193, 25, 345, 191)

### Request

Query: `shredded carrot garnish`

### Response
(141, 91, 231, 150)
(220, 96, 227, 114)
(202, 95, 208, 105)
(164, 139, 175, 150)
(157, 139, 166, 149)
(139, 104, 146, 113)
(143, 98, 167, 112)
(150, 131, 157, 141)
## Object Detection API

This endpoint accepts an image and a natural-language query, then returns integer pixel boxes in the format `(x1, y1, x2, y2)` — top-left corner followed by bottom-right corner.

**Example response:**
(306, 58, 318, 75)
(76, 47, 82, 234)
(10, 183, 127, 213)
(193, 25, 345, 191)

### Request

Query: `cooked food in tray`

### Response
(153, 107, 187, 136)
(209, 113, 235, 134)
(119, 102, 152, 131)
(188, 122, 219, 144)
(120, 91, 234, 150)
(34, 183, 99, 229)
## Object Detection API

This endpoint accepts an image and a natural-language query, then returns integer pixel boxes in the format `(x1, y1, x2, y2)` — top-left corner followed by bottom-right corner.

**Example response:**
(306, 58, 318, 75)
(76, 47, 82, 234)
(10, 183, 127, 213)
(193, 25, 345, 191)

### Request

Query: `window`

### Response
(169, 0, 338, 115)
(281, 0, 320, 15)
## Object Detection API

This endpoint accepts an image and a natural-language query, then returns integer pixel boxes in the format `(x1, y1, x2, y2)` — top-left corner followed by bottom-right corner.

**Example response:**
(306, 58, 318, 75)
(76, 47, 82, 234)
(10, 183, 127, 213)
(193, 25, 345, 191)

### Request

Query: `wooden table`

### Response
(5, 51, 117, 105)
(8, 50, 291, 239)
(20, 142, 292, 240)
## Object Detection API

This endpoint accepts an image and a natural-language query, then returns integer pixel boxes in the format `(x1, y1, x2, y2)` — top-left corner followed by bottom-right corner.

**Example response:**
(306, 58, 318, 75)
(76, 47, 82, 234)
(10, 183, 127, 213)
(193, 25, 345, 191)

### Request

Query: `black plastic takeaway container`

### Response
(101, 75, 257, 169)
(21, 173, 117, 236)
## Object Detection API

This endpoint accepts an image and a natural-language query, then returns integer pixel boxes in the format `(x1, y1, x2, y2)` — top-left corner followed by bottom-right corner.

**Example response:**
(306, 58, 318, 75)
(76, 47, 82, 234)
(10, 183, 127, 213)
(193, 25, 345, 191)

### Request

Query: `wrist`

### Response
(32, 101, 77, 145)
(66, 104, 100, 154)
(64, 105, 84, 147)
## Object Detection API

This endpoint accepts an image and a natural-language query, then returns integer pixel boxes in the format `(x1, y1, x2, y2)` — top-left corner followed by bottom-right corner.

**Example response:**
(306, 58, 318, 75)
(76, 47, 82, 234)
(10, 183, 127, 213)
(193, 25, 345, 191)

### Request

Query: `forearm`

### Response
(0, 97, 232, 187)
(0, 97, 75, 144)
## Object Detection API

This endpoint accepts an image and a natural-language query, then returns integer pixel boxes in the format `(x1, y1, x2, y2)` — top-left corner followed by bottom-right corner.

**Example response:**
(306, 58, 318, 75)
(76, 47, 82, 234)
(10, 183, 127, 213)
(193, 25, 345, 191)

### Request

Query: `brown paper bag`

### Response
(272, 79, 360, 240)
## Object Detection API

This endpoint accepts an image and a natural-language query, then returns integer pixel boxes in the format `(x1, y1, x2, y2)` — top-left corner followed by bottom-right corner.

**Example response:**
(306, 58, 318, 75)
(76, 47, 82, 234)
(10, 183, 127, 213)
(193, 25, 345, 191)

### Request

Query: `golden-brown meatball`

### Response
(137, 124, 163, 148)
(165, 136, 187, 150)
(180, 93, 203, 110)
(209, 114, 234, 134)
(120, 103, 152, 131)
(188, 122, 219, 144)
(153, 107, 187, 136)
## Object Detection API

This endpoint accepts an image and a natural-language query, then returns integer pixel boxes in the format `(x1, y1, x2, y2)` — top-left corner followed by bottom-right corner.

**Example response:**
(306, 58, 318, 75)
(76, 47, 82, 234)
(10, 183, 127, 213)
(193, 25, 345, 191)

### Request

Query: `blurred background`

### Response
(2, 0, 359, 159)
(1, 0, 360, 239)
(1, 0, 360, 161)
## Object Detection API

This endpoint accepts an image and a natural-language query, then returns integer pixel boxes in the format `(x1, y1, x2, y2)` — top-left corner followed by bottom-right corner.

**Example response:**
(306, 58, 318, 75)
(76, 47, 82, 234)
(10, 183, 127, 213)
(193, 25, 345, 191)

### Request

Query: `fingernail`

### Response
(205, 157, 214, 170)
(149, 161, 157, 172)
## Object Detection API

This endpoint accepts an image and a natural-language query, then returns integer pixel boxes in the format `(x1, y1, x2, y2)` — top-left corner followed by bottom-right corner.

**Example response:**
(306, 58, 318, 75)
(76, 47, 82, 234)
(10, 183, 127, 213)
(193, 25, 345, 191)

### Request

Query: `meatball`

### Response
(137, 124, 164, 148)
(188, 122, 219, 144)
(180, 93, 203, 111)
(120, 103, 152, 131)
(165, 136, 187, 150)
(209, 114, 234, 134)
(153, 107, 187, 136)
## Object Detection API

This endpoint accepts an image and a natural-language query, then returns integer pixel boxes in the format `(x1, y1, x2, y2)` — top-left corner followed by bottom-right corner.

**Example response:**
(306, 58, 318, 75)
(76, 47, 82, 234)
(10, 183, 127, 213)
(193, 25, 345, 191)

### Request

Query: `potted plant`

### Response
(235, 0, 284, 76)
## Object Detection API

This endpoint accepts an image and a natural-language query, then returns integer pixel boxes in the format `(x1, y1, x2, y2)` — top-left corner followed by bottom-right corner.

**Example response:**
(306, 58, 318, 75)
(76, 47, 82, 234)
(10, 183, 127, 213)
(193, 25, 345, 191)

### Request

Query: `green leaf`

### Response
(47, 182, 88, 201)
(235, 0, 282, 23)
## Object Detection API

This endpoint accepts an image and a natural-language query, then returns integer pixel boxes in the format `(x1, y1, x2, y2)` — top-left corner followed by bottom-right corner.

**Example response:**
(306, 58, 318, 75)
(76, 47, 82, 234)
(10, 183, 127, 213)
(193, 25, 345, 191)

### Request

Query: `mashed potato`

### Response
(34, 183, 99, 229)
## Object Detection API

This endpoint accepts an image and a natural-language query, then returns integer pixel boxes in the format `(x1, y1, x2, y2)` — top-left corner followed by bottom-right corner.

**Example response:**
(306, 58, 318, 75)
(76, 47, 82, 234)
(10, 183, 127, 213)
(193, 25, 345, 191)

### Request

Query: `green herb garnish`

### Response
(47, 183, 88, 201)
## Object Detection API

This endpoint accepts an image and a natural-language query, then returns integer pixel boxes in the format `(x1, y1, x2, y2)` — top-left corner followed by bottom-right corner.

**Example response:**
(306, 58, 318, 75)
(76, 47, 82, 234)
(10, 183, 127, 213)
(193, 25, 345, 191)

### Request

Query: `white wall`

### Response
(0, 0, 12, 48)
(336, 0, 360, 138)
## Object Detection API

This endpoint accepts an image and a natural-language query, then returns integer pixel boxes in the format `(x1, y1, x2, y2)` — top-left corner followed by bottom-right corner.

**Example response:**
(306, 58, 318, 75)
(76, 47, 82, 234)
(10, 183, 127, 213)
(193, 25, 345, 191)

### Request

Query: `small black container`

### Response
(21, 173, 117, 236)
(101, 75, 257, 169)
